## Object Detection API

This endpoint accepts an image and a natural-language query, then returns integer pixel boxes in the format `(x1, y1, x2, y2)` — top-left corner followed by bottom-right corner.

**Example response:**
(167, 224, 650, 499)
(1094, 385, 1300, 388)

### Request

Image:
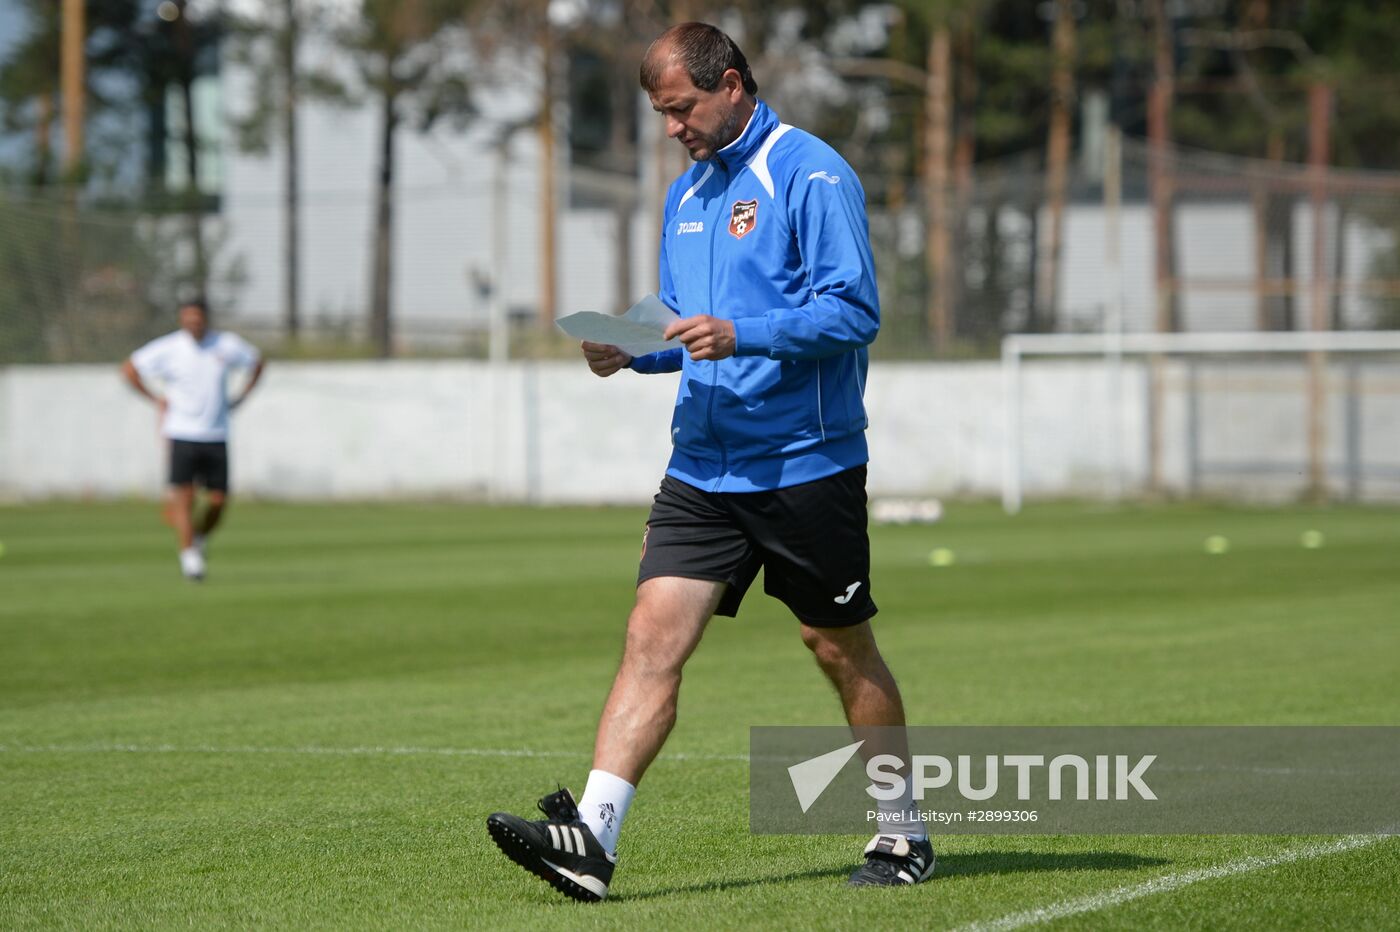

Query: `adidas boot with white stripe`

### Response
(848, 833, 936, 887)
(487, 788, 616, 902)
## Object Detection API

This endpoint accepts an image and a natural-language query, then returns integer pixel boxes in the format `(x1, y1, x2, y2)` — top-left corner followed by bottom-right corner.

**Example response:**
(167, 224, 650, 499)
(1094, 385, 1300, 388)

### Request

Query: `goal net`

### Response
(1001, 331, 1400, 511)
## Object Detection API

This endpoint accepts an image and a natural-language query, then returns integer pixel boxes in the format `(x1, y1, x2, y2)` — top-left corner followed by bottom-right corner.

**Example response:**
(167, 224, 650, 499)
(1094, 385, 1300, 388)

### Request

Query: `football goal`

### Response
(1001, 330, 1400, 512)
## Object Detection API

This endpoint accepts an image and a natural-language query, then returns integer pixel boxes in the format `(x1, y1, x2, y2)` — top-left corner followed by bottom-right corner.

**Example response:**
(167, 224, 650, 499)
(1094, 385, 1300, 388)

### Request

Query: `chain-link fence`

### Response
(5, 135, 1400, 365)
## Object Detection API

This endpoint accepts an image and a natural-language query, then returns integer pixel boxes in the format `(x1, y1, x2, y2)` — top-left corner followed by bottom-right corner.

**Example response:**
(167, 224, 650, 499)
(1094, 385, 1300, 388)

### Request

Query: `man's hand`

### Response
(664, 315, 736, 361)
(121, 358, 162, 406)
(581, 341, 632, 377)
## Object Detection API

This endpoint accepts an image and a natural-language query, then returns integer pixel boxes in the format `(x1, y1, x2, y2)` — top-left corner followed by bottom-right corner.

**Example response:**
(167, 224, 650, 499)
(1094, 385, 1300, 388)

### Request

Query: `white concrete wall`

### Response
(2, 359, 1398, 503)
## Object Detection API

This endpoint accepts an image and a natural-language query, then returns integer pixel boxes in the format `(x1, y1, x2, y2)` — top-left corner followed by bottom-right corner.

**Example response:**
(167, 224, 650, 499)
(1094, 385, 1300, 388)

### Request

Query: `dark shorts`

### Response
(168, 440, 229, 492)
(638, 466, 877, 628)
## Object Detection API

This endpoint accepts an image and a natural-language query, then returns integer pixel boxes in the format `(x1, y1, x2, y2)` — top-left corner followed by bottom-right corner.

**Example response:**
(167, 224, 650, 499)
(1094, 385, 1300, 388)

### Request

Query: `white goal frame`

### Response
(1001, 330, 1400, 513)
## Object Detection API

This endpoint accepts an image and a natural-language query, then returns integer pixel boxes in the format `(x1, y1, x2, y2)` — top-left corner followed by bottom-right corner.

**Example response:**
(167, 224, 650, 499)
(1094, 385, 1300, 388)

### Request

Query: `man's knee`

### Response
(801, 621, 883, 676)
(621, 601, 687, 679)
(619, 578, 720, 679)
(206, 490, 228, 508)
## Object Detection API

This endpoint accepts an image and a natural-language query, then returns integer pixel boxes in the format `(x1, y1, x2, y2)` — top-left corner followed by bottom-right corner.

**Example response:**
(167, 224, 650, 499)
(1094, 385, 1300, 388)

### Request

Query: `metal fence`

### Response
(4, 134, 1400, 365)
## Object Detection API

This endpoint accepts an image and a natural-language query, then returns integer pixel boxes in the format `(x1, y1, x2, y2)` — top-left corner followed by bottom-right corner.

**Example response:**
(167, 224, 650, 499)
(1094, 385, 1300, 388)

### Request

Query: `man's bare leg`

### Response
(570, 576, 724, 855)
(198, 490, 227, 538)
(486, 575, 724, 897)
(801, 620, 933, 885)
(800, 620, 906, 732)
(592, 576, 725, 783)
(169, 484, 205, 579)
(169, 484, 196, 550)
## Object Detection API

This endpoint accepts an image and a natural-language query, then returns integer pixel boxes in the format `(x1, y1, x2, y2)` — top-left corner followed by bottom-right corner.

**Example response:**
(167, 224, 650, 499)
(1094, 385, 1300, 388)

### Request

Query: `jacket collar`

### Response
(712, 100, 777, 171)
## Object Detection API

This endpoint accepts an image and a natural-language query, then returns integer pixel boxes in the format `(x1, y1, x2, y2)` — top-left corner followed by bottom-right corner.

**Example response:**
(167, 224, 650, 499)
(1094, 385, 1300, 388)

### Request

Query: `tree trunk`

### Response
(923, 26, 952, 350)
(1037, 0, 1075, 334)
(1147, 0, 1176, 495)
(175, 1, 207, 293)
(1305, 82, 1333, 501)
(537, 19, 557, 329)
(611, 61, 635, 313)
(1148, 0, 1176, 334)
(614, 196, 634, 314)
(1331, 201, 1347, 329)
(281, 0, 301, 341)
(952, 14, 977, 332)
(370, 67, 397, 358)
(60, 0, 84, 181)
(1258, 132, 1293, 329)
(35, 92, 53, 187)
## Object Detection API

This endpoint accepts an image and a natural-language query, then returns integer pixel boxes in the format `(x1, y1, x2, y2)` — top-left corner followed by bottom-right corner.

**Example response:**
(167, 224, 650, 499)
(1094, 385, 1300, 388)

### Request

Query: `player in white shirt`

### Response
(121, 299, 265, 581)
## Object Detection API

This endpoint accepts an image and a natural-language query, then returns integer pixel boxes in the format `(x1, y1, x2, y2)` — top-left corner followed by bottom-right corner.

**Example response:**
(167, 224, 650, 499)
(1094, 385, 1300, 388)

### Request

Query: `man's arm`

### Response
(121, 358, 165, 410)
(729, 162, 880, 361)
(663, 162, 880, 363)
(231, 358, 265, 408)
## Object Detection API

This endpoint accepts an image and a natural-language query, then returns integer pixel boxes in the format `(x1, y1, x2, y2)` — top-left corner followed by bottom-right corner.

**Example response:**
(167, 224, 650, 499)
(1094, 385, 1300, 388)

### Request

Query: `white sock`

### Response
(577, 769, 635, 855)
(878, 781, 928, 841)
(179, 547, 205, 576)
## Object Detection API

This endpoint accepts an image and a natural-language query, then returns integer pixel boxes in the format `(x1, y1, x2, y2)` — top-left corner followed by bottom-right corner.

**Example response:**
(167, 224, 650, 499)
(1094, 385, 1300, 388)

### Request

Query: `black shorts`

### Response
(638, 466, 876, 628)
(168, 440, 229, 492)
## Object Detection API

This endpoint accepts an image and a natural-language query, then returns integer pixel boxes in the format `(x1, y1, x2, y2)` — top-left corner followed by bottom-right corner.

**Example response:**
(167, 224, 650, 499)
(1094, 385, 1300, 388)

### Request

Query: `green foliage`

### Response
(0, 0, 146, 186)
(225, 1, 351, 157)
(341, 0, 478, 125)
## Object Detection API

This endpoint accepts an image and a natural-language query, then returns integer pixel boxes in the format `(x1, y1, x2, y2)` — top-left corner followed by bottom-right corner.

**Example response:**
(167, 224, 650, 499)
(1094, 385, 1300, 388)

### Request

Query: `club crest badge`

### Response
(728, 199, 758, 239)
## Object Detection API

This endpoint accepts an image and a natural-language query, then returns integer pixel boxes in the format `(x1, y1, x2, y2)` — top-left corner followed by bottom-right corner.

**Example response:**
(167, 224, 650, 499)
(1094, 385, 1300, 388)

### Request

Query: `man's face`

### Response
(179, 304, 208, 340)
(648, 61, 745, 162)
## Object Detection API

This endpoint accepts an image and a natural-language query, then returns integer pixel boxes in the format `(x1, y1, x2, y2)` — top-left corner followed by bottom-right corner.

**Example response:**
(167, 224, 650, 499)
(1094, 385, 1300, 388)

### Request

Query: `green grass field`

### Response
(2, 499, 1397, 929)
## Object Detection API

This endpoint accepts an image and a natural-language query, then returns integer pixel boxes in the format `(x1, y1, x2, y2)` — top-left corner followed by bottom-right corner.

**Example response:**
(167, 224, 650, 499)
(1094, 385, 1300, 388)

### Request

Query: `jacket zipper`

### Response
(705, 160, 728, 489)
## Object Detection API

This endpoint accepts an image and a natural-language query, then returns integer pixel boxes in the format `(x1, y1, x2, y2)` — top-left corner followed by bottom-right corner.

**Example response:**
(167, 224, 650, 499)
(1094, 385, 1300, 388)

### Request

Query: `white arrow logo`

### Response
(787, 740, 865, 813)
(834, 581, 862, 604)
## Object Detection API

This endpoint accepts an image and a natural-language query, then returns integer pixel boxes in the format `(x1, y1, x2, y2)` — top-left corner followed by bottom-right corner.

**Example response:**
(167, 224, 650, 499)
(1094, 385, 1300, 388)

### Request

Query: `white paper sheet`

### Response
(555, 294, 681, 357)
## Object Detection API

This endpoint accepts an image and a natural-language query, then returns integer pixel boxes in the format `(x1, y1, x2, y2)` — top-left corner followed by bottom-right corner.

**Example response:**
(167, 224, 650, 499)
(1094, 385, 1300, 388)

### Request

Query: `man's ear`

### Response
(724, 68, 744, 100)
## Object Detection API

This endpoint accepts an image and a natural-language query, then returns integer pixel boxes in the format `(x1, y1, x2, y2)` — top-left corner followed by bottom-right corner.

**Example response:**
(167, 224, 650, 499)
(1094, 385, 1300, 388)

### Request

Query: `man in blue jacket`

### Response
(488, 22, 931, 899)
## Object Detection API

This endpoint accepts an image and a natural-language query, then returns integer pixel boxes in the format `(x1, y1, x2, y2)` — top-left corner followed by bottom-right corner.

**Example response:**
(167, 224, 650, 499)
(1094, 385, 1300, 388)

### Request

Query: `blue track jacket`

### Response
(629, 101, 880, 492)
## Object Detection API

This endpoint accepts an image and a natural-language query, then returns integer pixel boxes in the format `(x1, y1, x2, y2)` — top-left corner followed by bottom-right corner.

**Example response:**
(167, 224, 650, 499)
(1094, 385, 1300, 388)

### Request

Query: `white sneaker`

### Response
(180, 547, 206, 581)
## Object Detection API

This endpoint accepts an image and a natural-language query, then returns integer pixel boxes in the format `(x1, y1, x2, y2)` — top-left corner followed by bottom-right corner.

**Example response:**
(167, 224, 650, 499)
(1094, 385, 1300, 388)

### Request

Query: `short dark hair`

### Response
(178, 296, 209, 316)
(640, 22, 758, 97)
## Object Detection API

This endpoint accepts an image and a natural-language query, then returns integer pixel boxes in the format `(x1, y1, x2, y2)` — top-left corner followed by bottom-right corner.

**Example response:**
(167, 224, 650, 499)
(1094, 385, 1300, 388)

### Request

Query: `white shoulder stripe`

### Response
(676, 164, 715, 211)
(746, 123, 795, 199)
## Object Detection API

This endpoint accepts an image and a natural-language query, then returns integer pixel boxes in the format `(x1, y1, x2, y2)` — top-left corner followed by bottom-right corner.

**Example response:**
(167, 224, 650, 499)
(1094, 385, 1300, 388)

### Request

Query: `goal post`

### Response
(1001, 330, 1400, 513)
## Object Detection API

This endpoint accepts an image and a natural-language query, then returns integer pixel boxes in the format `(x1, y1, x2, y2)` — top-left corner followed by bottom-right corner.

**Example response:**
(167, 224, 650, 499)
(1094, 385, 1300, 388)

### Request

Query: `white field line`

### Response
(952, 834, 1391, 932)
(0, 742, 751, 762)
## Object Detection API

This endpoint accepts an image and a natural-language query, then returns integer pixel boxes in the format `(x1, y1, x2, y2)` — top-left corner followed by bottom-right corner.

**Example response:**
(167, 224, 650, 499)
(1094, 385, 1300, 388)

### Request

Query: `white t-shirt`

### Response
(130, 329, 261, 442)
